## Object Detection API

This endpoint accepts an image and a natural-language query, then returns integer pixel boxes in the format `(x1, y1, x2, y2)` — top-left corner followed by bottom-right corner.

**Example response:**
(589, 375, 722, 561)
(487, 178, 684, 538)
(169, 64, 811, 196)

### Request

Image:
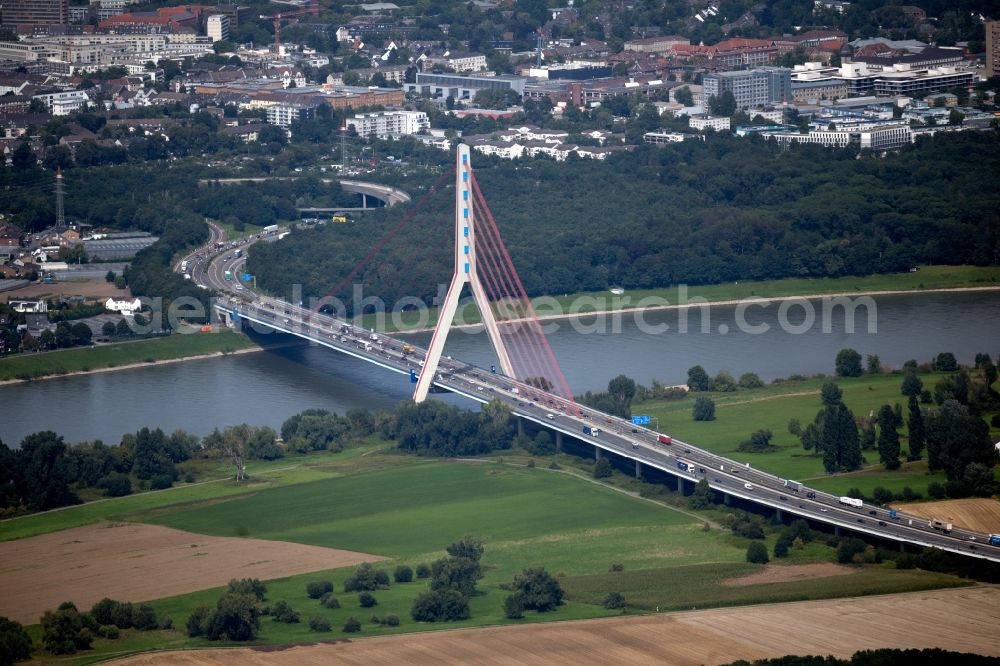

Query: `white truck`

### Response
(839, 496, 863, 508)
(929, 519, 953, 533)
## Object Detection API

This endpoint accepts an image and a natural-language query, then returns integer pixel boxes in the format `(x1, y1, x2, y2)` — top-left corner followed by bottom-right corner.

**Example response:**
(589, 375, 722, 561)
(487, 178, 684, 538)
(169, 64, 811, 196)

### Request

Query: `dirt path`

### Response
(107, 586, 1000, 665)
(0, 522, 384, 625)
(891, 498, 1000, 534)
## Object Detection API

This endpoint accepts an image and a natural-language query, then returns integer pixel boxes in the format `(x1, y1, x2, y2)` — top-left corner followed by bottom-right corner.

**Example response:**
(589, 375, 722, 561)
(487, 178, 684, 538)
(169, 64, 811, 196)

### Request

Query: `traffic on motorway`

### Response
(189, 226, 1000, 564)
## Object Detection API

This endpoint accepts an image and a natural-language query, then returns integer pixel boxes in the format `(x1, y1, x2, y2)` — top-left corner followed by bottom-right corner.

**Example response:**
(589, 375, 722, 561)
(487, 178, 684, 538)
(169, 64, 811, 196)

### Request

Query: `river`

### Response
(1, 290, 997, 446)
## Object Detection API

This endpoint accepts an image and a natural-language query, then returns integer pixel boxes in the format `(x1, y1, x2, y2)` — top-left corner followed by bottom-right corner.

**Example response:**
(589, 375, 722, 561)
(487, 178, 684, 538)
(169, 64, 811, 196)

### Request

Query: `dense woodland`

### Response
(248, 132, 1000, 310)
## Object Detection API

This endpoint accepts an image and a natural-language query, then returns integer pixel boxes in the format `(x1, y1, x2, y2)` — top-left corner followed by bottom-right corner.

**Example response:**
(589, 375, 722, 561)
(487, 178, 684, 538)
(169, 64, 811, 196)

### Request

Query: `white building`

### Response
(689, 115, 731, 131)
(430, 51, 487, 73)
(9, 299, 47, 314)
(859, 124, 913, 150)
(347, 110, 429, 139)
(207, 15, 230, 43)
(105, 297, 142, 315)
(33, 90, 90, 116)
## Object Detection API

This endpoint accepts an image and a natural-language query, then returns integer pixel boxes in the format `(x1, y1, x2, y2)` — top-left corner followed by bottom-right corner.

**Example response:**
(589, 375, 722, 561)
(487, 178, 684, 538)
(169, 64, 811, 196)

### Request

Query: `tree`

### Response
(503, 593, 525, 619)
(907, 395, 925, 459)
(687, 365, 710, 391)
(105, 270, 116, 283)
(101, 321, 116, 337)
(115, 319, 131, 337)
(925, 400, 993, 480)
(358, 592, 377, 608)
(0, 616, 32, 664)
(506, 567, 564, 612)
(787, 418, 802, 436)
(608, 374, 636, 405)
(738, 372, 764, 389)
(306, 581, 333, 599)
(593, 457, 612, 478)
(271, 600, 300, 623)
(708, 90, 736, 117)
(393, 566, 413, 583)
(410, 589, 470, 622)
(430, 556, 482, 597)
(835, 348, 863, 377)
(746, 541, 769, 564)
(673, 85, 694, 106)
(446, 535, 484, 562)
(687, 478, 714, 509)
(934, 352, 958, 372)
(738, 429, 773, 453)
(821, 382, 843, 407)
(901, 373, 923, 398)
(15, 431, 79, 510)
(692, 397, 715, 421)
(602, 592, 626, 610)
(876, 404, 901, 470)
(204, 592, 260, 641)
(41, 604, 91, 655)
(866, 354, 881, 374)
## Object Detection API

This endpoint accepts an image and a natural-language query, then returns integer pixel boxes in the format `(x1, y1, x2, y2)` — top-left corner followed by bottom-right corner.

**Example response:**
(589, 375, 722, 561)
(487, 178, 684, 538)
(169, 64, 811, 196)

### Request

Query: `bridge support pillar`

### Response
(680, 478, 692, 496)
(594, 446, 601, 461)
(834, 526, 840, 537)
(723, 493, 731, 506)
(361, 194, 368, 209)
(517, 417, 524, 438)
(776, 509, 783, 522)
(900, 542, 906, 553)
(635, 460, 641, 479)
(555, 431, 563, 452)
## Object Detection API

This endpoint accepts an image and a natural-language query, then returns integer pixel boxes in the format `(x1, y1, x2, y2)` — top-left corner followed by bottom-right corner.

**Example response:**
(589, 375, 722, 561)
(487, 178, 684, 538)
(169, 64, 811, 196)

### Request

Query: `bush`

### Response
(149, 474, 174, 490)
(593, 457, 612, 479)
(98, 473, 132, 498)
(344, 563, 389, 592)
(415, 563, 431, 579)
(369, 615, 381, 625)
(319, 593, 340, 609)
(411, 589, 470, 622)
(158, 615, 173, 630)
(503, 593, 525, 619)
(358, 592, 377, 608)
(384, 613, 400, 627)
(186, 606, 211, 637)
(96, 623, 119, 640)
(506, 567, 564, 612)
(343, 617, 362, 633)
(609, 562, 624, 572)
(928, 482, 947, 499)
(226, 578, 266, 601)
(131, 604, 158, 631)
(308, 617, 331, 632)
(774, 538, 790, 558)
(89, 598, 133, 629)
(837, 538, 869, 564)
(896, 553, 916, 569)
(393, 565, 413, 583)
(271, 601, 299, 624)
(746, 542, 769, 564)
(41, 604, 92, 655)
(692, 397, 716, 421)
(0, 616, 33, 663)
(602, 592, 626, 610)
(306, 581, 333, 599)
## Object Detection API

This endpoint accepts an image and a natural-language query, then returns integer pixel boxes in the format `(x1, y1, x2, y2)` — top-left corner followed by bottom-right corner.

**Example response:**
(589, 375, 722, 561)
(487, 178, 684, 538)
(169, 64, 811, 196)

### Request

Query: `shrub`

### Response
(896, 553, 916, 570)
(774, 539, 790, 558)
(344, 563, 388, 592)
(609, 562, 624, 572)
(308, 617, 331, 632)
(384, 613, 400, 627)
(415, 563, 431, 579)
(593, 457, 612, 479)
(692, 397, 716, 421)
(394, 565, 413, 583)
(837, 538, 869, 564)
(131, 604, 158, 631)
(270, 601, 299, 624)
(226, 578, 266, 601)
(506, 567, 564, 612)
(0, 616, 33, 663)
(186, 606, 211, 637)
(927, 482, 947, 499)
(319, 593, 340, 609)
(158, 615, 173, 630)
(98, 624, 119, 639)
(411, 589, 470, 622)
(359, 592, 377, 608)
(369, 615, 381, 625)
(149, 474, 174, 490)
(746, 542, 769, 564)
(602, 592, 626, 610)
(343, 617, 362, 633)
(306, 581, 333, 599)
(41, 605, 92, 655)
(503, 593, 525, 619)
(90, 598, 132, 629)
(99, 473, 132, 498)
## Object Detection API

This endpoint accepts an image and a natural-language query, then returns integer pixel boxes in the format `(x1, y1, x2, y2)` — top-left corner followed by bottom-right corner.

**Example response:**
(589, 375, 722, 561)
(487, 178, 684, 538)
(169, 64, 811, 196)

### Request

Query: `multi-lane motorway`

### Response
(188, 229, 1000, 564)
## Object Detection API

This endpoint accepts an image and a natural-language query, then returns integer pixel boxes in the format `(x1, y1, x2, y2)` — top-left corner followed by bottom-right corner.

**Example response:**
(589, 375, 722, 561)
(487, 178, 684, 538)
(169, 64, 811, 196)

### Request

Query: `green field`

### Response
(0, 329, 256, 381)
(634, 370, 992, 497)
(363, 265, 1000, 332)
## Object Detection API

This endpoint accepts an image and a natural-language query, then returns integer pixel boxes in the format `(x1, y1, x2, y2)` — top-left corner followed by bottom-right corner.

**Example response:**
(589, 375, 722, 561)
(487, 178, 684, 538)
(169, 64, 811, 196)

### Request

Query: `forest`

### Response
(247, 131, 1000, 311)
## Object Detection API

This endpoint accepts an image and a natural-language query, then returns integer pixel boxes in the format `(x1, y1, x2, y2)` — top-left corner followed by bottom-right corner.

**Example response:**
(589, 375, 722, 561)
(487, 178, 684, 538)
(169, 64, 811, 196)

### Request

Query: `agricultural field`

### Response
(6, 457, 979, 664)
(635, 370, 995, 497)
(891, 498, 1000, 534)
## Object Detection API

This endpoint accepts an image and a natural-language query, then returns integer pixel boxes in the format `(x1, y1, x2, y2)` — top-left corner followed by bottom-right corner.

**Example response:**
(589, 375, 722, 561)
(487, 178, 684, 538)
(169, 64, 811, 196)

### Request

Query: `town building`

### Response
(0, 0, 68, 28)
(689, 115, 731, 131)
(105, 297, 141, 315)
(206, 14, 229, 43)
(266, 102, 318, 127)
(623, 35, 688, 54)
(347, 110, 429, 139)
(702, 67, 791, 110)
(405, 72, 526, 100)
(987, 20, 1000, 79)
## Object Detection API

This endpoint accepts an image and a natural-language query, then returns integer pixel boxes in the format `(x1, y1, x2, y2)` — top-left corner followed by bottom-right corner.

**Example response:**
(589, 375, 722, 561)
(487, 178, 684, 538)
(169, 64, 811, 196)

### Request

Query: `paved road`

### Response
(192, 232, 1000, 563)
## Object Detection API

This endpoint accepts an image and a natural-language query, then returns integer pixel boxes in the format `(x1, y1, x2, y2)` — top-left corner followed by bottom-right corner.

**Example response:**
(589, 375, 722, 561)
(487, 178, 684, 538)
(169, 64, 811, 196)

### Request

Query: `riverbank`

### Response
(0, 329, 264, 384)
(382, 283, 1000, 335)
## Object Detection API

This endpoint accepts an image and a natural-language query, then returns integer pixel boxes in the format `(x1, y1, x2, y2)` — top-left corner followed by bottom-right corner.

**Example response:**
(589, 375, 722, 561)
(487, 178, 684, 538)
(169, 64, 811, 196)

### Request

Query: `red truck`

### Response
(658, 434, 672, 445)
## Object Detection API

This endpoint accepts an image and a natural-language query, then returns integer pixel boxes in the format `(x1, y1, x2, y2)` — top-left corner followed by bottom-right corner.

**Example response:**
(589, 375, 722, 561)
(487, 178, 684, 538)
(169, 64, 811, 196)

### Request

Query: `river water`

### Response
(1, 291, 997, 446)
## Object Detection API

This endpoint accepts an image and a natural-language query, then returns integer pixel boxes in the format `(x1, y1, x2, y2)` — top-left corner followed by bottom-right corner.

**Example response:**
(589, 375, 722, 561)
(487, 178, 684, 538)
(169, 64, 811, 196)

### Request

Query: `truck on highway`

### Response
(263, 224, 279, 234)
(402, 344, 413, 354)
(657, 434, 673, 445)
(784, 479, 802, 492)
(181, 260, 188, 272)
(582, 426, 600, 437)
(676, 460, 690, 472)
(989, 534, 1000, 546)
(234, 249, 242, 259)
(224, 270, 232, 281)
(929, 519, 953, 533)
(839, 496, 863, 508)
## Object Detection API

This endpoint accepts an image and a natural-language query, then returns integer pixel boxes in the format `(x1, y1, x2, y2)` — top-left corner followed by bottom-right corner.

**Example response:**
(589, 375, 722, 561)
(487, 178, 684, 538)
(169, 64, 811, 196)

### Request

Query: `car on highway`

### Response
(744, 483, 753, 490)
(546, 413, 555, 420)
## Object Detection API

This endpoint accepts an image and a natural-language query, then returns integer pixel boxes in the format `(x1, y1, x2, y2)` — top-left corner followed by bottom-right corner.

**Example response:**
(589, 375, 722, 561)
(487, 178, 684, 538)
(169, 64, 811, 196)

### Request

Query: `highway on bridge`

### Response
(186, 229, 1000, 564)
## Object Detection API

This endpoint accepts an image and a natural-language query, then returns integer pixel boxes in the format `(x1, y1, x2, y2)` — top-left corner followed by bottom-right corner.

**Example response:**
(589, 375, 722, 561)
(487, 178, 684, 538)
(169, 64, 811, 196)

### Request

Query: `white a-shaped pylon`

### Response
(413, 144, 514, 402)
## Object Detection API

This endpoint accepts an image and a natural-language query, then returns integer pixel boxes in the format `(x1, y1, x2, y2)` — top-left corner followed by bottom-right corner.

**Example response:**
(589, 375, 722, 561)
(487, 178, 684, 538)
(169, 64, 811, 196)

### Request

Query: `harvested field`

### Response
(109, 586, 1000, 666)
(892, 498, 1000, 534)
(0, 278, 124, 302)
(0, 521, 384, 624)
(721, 562, 857, 587)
